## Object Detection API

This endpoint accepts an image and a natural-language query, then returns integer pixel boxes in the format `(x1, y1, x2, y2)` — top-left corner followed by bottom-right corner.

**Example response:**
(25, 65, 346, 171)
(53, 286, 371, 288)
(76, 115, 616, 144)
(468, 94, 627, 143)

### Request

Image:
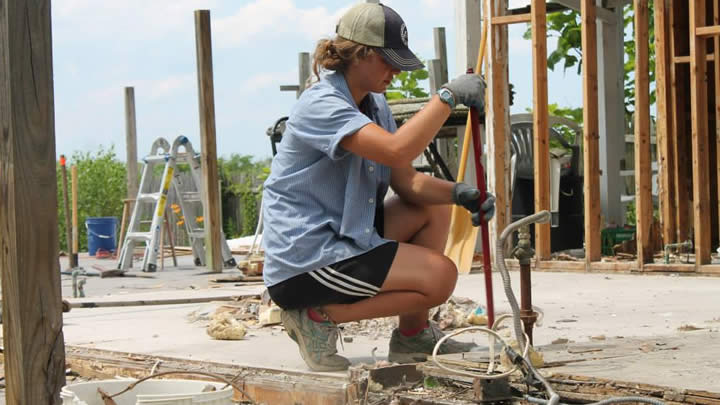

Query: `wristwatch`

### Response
(437, 87, 456, 109)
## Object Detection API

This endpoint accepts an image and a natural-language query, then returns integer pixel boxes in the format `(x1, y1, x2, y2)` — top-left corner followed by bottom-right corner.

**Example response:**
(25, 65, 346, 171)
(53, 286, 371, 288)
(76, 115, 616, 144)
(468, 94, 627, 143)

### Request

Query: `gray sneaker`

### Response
(388, 322, 478, 363)
(281, 308, 351, 372)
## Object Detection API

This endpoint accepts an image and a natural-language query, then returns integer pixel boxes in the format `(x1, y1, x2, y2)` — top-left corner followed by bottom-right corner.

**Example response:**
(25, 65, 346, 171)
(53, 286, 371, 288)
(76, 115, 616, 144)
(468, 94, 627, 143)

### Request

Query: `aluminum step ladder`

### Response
(117, 136, 236, 272)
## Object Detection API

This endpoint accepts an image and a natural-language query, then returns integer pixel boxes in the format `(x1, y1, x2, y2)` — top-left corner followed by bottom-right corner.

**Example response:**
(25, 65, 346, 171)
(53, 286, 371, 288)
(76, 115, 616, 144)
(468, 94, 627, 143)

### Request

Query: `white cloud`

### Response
(240, 70, 296, 93)
(86, 73, 194, 106)
(213, 0, 350, 47)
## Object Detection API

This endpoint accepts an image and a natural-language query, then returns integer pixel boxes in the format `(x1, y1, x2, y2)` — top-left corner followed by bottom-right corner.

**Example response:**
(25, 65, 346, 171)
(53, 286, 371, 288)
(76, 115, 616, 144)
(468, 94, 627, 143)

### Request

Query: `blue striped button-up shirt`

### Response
(261, 71, 395, 287)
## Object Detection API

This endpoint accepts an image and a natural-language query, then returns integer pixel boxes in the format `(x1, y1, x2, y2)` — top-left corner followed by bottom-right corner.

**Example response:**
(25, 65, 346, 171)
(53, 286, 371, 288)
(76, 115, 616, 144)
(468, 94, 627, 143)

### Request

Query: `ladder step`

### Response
(125, 232, 152, 241)
(144, 154, 170, 164)
(181, 192, 202, 202)
(137, 192, 162, 202)
(189, 232, 205, 238)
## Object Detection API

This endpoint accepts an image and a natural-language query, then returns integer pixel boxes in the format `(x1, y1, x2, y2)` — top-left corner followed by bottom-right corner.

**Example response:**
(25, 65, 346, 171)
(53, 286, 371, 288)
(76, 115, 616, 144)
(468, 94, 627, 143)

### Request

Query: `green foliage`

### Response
(56, 146, 126, 253)
(523, 4, 655, 120)
(218, 154, 270, 238)
(386, 68, 430, 100)
(526, 103, 583, 149)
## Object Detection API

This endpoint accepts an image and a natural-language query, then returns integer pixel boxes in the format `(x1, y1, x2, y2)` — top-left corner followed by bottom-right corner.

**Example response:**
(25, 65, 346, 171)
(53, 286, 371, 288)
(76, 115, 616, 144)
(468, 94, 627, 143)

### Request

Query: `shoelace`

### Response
(314, 307, 345, 352)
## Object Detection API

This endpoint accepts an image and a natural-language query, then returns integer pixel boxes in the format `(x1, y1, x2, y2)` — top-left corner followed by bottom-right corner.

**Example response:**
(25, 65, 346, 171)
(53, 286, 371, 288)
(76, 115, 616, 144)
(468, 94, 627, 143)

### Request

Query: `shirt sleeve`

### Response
(289, 91, 373, 160)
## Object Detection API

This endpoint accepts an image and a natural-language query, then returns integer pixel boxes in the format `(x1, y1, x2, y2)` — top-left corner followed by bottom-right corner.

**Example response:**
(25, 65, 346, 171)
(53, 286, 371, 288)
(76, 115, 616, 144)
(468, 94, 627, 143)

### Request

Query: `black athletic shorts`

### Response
(268, 195, 398, 310)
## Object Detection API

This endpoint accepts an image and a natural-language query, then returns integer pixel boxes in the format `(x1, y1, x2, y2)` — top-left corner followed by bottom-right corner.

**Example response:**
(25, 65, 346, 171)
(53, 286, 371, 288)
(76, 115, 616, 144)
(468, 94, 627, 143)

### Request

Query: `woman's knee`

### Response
(425, 255, 458, 306)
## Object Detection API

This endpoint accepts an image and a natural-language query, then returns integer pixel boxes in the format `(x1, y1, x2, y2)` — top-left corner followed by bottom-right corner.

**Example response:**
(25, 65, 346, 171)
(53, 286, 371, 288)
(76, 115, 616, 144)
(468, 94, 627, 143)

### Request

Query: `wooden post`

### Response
(125, 87, 139, 202)
(428, 59, 444, 94)
(581, 0, 601, 262)
(531, 0, 550, 260)
(487, 0, 510, 254)
(71, 165, 79, 261)
(60, 155, 77, 268)
(670, 0, 690, 242)
(194, 10, 223, 272)
(715, 0, 720, 250)
(654, 0, 677, 245)
(689, 0, 712, 265)
(634, 0, 654, 265)
(298, 52, 310, 97)
(0, 0, 66, 402)
(433, 27, 449, 86)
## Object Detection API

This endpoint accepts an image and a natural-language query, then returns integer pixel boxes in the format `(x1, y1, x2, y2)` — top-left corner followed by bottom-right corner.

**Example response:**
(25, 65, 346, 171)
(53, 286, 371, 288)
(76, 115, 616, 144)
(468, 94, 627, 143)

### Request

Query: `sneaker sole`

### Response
(281, 310, 350, 372)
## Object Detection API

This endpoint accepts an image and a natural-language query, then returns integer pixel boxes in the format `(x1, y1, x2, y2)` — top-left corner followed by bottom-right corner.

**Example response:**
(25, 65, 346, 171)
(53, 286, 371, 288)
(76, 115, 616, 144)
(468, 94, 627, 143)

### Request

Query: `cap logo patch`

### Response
(401, 23, 408, 47)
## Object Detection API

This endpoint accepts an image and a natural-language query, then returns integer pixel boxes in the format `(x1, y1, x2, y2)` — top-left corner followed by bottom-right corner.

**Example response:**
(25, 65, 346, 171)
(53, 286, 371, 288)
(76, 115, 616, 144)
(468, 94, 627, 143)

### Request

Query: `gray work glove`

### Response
(452, 183, 496, 226)
(441, 74, 486, 110)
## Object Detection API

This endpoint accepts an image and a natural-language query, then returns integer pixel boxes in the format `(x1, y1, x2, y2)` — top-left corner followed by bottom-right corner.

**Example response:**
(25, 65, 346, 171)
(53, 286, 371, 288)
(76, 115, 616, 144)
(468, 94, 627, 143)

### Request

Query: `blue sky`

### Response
(52, 0, 583, 162)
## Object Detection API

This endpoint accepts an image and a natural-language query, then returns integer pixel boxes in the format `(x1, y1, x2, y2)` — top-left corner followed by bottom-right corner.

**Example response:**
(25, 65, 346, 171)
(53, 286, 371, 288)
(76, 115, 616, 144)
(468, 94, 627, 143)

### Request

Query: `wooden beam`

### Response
(689, 0, 712, 265)
(673, 54, 716, 64)
(532, 0, 551, 260)
(488, 0, 510, 257)
(0, 0, 67, 402)
(298, 52, 311, 97)
(654, 0, 677, 245)
(194, 10, 223, 272)
(72, 165, 79, 259)
(581, 0, 601, 262)
(670, 0, 690, 243)
(491, 13, 531, 25)
(715, 0, 720, 259)
(125, 87, 139, 201)
(696, 25, 720, 37)
(428, 59, 444, 94)
(433, 27, 449, 86)
(634, 0, 654, 265)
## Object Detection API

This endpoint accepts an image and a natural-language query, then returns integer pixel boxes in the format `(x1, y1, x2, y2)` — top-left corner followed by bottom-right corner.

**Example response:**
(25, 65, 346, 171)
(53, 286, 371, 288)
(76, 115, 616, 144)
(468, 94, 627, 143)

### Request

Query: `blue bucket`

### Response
(85, 217, 118, 256)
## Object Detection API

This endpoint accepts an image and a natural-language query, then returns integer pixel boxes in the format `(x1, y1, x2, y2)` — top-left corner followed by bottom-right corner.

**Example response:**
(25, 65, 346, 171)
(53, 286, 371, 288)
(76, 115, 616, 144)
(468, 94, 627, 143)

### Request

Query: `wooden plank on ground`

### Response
(689, 0, 712, 265)
(0, 0, 67, 401)
(670, 1, 690, 243)
(194, 10, 223, 272)
(634, 0, 654, 265)
(532, 0, 551, 260)
(655, 0, 677, 245)
(581, 0, 601, 262)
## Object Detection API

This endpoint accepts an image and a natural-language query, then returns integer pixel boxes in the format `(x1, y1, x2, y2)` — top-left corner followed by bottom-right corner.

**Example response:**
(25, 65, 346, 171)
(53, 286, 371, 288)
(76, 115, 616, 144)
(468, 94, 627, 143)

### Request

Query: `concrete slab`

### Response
(52, 258, 720, 394)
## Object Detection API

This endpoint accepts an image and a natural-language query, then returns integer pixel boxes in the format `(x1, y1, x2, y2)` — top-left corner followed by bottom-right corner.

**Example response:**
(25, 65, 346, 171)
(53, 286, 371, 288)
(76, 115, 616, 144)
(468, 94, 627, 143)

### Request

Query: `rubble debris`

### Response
(258, 304, 282, 326)
(677, 324, 705, 332)
(207, 310, 248, 340)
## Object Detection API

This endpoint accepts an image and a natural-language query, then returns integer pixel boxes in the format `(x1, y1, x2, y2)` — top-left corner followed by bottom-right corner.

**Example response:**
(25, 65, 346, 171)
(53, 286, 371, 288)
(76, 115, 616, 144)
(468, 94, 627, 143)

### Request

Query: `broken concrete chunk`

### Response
(258, 305, 282, 326)
(207, 311, 247, 340)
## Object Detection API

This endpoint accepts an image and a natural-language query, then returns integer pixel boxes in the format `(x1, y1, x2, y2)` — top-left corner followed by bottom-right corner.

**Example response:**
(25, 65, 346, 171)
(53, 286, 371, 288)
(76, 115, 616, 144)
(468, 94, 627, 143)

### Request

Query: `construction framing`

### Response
(488, 0, 720, 275)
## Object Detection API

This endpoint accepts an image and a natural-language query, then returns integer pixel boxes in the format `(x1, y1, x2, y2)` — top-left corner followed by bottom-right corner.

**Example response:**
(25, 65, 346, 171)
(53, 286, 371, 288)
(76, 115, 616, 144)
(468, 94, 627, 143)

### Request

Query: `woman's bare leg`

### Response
(321, 196, 453, 324)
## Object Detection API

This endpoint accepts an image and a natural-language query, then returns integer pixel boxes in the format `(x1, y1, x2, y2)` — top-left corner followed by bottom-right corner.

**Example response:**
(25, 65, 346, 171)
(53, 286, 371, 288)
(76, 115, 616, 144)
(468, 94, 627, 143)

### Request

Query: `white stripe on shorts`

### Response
(321, 266, 380, 292)
(308, 271, 375, 297)
(311, 267, 379, 296)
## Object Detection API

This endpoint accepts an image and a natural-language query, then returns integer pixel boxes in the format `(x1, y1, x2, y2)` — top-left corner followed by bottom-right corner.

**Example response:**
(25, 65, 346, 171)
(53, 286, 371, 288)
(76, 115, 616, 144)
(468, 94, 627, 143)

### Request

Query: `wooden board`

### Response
(582, 0, 601, 262)
(0, 1, 67, 401)
(532, 0, 551, 260)
(655, 0, 678, 245)
(194, 10, 223, 272)
(634, 0, 654, 265)
(125, 87, 139, 201)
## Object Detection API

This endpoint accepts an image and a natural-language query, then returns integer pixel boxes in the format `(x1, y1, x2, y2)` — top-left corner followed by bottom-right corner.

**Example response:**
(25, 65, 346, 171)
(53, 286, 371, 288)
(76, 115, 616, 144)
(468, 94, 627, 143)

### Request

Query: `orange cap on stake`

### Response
(60, 155, 66, 166)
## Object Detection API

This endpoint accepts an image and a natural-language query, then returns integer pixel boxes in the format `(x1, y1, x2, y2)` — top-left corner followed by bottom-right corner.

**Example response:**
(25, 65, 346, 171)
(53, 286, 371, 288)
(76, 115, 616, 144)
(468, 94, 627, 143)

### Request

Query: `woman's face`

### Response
(354, 52, 401, 94)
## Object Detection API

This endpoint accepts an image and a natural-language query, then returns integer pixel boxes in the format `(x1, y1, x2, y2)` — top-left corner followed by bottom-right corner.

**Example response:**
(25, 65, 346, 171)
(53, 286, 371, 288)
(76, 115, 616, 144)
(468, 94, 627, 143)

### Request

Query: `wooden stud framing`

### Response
(125, 87, 139, 202)
(654, 0, 677, 245)
(715, 0, 720, 256)
(670, 1, 690, 243)
(194, 10, 223, 272)
(581, 0, 601, 262)
(689, 0, 712, 264)
(488, 0, 510, 257)
(491, 13, 532, 25)
(673, 54, 716, 63)
(696, 25, 720, 37)
(532, 0, 551, 260)
(634, 0, 654, 265)
(0, 0, 67, 401)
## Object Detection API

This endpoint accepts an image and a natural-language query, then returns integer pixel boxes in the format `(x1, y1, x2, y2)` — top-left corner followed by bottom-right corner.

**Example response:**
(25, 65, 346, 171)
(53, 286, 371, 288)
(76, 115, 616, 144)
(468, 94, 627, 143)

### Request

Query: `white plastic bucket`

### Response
(61, 379, 233, 405)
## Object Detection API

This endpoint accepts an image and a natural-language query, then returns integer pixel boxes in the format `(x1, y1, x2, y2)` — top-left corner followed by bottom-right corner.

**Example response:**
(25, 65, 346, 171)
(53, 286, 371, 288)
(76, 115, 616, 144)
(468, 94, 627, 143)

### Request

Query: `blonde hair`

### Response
(312, 37, 374, 80)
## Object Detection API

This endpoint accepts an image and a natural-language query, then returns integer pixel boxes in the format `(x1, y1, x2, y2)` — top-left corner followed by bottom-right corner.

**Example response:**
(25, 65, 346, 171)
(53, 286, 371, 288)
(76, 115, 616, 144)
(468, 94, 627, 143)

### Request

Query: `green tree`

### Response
(523, 3, 655, 120)
(386, 68, 430, 100)
(56, 146, 126, 253)
(218, 154, 270, 237)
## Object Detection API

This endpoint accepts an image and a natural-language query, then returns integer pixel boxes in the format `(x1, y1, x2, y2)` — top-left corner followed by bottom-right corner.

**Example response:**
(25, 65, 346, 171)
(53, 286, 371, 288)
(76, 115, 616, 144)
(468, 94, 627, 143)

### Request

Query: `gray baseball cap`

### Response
(336, 3, 424, 71)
